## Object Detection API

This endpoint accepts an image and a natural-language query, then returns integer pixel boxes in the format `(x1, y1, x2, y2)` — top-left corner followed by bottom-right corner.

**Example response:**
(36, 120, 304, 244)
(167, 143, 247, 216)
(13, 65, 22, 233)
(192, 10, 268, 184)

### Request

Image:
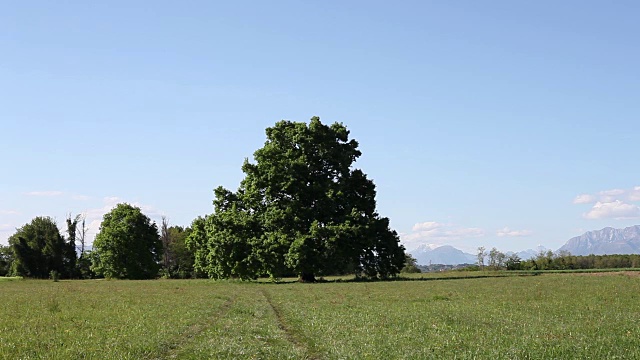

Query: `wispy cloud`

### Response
(583, 200, 640, 220)
(402, 221, 485, 250)
(0, 210, 20, 215)
(496, 227, 533, 237)
(0, 224, 12, 231)
(25, 191, 63, 197)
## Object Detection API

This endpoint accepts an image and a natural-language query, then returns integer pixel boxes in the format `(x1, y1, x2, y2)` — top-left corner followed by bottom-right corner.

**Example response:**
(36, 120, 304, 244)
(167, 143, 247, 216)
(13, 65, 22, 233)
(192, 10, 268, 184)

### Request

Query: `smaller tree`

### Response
(505, 254, 522, 270)
(76, 214, 88, 255)
(160, 216, 172, 275)
(159, 217, 195, 279)
(9, 217, 76, 278)
(488, 247, 499, 268)
(91, 203, 161, 279)
(401, 253, 421, 273)
(185, 216, 209, 278)
(65, 214, 81, 278)
(167, 225, 194, 278)
(477, 246, 487, 269)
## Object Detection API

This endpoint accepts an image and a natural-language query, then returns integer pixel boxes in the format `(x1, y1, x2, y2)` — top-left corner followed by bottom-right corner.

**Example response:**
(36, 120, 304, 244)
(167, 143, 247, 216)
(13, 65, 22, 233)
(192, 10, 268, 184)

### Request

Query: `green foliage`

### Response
(160, 218, 196, 279)
(76, 252, 95, 279)
(203, 117, 405, 280)
(475, 247, 640, 271)
(521, 252, 640, 271)
(0, 244, 13, 276)
(90, 203, 161, 279)
(401, 253, 421, 273)
(8, 216, 76, 278)
(505, 253, 522, 270)
(166, 226, 195, 278)
(185, 216, 209, 278)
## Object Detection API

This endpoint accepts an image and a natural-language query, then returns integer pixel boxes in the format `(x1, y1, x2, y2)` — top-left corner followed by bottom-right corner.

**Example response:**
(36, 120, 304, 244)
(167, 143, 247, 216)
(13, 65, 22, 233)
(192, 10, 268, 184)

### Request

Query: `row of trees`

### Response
(475, 247, 640, 271)
(3, 118, 408, 281)
(1, 204, 199, 280)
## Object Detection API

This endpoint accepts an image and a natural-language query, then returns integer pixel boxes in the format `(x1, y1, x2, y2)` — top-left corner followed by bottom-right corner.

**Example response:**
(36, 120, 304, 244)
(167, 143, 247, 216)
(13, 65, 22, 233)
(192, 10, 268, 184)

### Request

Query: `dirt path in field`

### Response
(161, 294, 238, 360)
(260, 288, 321, 360)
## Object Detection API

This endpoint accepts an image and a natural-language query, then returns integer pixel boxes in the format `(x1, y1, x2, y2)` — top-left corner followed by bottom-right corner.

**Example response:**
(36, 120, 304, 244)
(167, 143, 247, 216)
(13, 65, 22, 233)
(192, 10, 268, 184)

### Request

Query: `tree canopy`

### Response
(195, 117, 405, 281)
(8, 216, 76, 278)
(91, 203, 161, 279)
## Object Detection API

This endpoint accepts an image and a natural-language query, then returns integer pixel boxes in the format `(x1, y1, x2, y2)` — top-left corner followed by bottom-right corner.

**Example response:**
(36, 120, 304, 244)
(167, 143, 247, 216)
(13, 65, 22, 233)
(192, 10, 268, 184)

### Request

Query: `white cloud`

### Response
(583, 200, 640, 220)
(25, 191, 63, 197)
(412, 221, 444, 232)
(72, 195, 91, 201)
(630, 187, 640, 202)
(573, 194, 597, 204)
(0, 210, 19, 215)
(496, 227, 533, 237)
(0, 224, 12, 231)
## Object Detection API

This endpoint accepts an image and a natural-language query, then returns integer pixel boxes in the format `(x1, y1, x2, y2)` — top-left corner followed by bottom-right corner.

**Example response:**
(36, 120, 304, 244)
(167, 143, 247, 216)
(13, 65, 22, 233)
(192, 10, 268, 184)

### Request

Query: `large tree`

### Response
(204, 117, 406, 281)
(91, 203, 161, 279)
(8, 217, 76, 278)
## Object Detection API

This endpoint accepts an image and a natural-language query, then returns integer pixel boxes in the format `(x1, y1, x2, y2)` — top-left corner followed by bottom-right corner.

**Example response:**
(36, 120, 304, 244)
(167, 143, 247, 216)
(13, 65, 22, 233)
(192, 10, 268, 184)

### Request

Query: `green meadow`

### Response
(2, 272, 639, 359)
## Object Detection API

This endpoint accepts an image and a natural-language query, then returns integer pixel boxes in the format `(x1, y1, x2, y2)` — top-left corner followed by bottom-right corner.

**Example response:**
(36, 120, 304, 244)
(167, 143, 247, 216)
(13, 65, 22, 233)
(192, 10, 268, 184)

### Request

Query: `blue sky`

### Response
(1, 1, 639, 253)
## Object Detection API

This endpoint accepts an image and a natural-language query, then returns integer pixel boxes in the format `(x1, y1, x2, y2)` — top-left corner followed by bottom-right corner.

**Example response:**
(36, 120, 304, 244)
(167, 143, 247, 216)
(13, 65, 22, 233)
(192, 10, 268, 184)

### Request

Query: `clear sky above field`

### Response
(1, 1, 639, 253)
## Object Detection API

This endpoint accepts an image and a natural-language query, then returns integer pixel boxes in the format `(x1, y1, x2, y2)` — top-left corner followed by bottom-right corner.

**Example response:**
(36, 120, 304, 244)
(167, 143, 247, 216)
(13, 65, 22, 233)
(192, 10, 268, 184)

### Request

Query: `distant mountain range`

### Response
(408, 225, 640, 265)
(409, 244, 476, 266)
(558, 225, 640, 256)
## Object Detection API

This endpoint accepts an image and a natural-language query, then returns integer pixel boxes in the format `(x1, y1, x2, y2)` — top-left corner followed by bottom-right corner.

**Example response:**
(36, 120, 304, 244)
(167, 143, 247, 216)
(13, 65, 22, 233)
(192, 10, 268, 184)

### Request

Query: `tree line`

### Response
(474, 246, 640, 271)
(0, 206, 199, 280)
(2, 118, 407, 281)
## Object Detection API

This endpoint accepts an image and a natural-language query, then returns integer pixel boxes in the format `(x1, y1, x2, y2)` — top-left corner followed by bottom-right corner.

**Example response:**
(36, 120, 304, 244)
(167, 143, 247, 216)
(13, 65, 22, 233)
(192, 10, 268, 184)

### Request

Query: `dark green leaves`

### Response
(91, 203, 161, 279)
(8, 216, 76, 278)
(203, 117, 406, 280)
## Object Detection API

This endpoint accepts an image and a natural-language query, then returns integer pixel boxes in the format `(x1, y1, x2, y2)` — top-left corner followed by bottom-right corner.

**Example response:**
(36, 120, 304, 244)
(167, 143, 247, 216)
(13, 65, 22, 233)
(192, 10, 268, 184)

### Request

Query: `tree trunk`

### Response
(299, 272, 316, 283)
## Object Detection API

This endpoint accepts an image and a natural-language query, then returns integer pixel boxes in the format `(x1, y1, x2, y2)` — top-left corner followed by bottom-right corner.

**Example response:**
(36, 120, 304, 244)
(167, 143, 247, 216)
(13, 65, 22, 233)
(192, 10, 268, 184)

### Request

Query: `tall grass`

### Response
(1, 272, 639, 359)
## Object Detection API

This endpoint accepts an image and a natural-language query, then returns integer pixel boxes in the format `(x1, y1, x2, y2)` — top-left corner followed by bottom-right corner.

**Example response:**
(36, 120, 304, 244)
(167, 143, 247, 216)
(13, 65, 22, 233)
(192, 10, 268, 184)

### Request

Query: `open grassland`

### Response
(1, 272, 640, 359)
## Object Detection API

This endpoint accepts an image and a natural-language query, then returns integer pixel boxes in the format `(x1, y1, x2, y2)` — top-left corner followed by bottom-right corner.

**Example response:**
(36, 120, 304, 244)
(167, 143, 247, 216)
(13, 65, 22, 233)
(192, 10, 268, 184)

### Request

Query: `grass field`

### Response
(1, 272, 639, 359)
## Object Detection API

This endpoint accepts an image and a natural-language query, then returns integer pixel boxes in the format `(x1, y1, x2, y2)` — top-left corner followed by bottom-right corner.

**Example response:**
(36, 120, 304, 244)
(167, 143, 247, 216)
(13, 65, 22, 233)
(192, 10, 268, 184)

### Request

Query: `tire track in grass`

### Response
(260, 288, 321, 360)
(159, 294, 237, 359)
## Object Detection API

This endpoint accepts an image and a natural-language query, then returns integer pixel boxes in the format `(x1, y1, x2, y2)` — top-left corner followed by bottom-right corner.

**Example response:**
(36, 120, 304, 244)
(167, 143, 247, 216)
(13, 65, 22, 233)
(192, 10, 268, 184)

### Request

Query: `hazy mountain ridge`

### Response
(558, 225, 640, 256)
(510, 246, 550, 261)
(409, 244, 476, 265)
